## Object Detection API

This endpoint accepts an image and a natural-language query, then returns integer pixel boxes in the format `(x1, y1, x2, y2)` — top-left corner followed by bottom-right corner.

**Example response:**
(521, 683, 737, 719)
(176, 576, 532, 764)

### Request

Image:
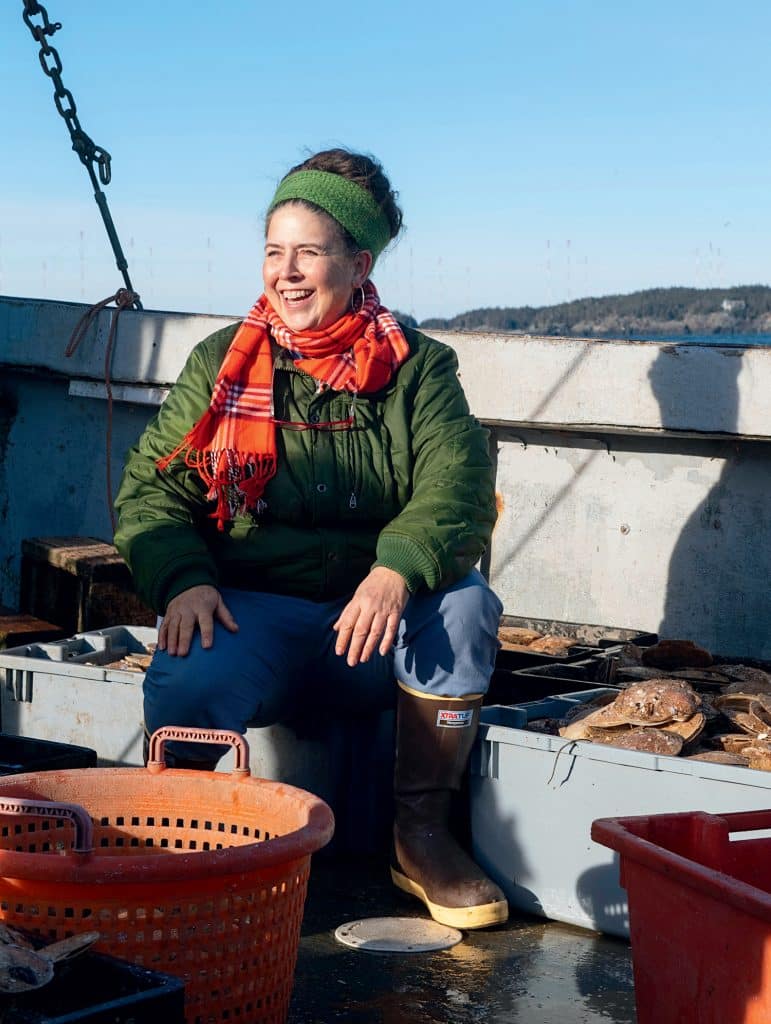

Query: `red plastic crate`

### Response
(592, 809, 771, 1024)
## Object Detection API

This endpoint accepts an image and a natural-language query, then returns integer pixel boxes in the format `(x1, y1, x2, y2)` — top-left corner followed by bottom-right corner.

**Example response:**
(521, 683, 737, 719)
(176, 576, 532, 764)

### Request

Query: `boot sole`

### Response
(390, 867, 509, 930)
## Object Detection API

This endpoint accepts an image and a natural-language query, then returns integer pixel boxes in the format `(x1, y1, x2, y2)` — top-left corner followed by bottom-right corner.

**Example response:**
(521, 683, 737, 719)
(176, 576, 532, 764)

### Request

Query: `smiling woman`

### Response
(113, 146, 508, 931)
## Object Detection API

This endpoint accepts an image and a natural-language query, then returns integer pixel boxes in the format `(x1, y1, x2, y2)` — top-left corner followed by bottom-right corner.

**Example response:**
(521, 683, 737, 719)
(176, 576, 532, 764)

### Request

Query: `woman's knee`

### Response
(143, 642, 292, 733)
(395, 572, 502, 696)
(143, 648, 223, 731)
(439, 571, 503, 637)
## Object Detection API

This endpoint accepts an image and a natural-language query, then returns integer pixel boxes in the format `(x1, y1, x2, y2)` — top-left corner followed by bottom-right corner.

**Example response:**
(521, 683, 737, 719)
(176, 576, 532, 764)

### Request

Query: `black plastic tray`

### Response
(0, 734, 97, 775)
(0, 951, 185, 1023)
(496, 615, 657, 670)
(485, 659, 614, 706)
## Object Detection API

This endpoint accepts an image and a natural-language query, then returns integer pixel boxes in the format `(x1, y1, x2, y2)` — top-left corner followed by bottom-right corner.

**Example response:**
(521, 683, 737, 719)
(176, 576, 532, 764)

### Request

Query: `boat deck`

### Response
(291, 854, 637, 1023)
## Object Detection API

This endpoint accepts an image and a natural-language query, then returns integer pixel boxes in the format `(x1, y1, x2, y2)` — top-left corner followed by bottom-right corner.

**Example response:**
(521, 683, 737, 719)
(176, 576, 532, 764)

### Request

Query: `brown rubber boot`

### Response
(391, 682, 508, 929)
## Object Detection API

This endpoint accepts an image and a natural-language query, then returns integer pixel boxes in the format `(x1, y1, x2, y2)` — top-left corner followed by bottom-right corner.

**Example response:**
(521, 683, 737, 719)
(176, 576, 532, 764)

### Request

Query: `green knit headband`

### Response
(268, 170, 392, 264)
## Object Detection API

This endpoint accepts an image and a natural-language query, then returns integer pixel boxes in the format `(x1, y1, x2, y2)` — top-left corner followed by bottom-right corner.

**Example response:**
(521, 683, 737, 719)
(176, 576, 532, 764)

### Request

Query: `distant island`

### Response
(401, 285, 771, 337)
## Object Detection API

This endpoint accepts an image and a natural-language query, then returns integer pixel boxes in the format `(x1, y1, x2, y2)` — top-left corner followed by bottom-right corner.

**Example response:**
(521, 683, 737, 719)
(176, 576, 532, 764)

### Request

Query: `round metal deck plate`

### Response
(334, 917, 463, 953)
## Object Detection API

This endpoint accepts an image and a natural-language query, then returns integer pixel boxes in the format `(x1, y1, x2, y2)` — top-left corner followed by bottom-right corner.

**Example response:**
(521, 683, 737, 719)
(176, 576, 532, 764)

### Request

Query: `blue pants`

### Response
(144, 570, 502, 761)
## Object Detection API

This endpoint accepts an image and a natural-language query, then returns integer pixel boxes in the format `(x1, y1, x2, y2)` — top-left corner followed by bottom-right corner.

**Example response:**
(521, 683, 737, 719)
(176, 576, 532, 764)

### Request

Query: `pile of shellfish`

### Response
(498, 626, 577, 657)
(531, 638, 771, 768)
(84, 644, 156, 672)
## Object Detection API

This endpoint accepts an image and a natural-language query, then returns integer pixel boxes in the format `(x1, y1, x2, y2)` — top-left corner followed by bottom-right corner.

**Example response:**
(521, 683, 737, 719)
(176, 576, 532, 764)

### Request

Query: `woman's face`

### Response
(263, 203, 371, 332)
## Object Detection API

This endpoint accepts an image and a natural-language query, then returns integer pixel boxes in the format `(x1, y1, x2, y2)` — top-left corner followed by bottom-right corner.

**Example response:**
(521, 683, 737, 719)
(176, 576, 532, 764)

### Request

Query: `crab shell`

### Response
(613, 678, 701, 725)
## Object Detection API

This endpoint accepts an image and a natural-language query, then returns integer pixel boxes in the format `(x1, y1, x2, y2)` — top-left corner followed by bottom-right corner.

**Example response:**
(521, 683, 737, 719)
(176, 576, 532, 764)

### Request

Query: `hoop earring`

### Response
(352, 285, 366, 313)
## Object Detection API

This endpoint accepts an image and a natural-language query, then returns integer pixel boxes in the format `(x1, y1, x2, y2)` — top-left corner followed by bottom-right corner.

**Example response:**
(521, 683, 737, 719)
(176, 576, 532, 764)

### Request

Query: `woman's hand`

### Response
(333, 567, 409, 667)
(159, 584, 239, 657)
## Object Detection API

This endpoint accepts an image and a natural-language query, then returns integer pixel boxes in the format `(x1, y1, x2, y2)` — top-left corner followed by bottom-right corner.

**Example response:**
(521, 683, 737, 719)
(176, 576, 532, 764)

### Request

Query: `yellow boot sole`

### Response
(391, 866, 509, 930)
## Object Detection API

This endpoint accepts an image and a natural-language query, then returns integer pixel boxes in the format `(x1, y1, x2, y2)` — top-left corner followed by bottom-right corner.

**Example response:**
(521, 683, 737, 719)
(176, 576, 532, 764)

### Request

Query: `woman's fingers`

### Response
(158, 585, 236, 657)
(215, 595, 239, 633)
(333, 568, 409, 666)
(378, 614, 401, 657)
(346, 610, 381, 667)
(196, 606, 215, 651)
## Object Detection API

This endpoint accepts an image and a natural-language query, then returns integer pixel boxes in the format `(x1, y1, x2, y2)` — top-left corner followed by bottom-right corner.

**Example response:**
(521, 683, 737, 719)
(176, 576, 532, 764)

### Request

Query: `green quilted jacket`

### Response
(114, 322, 496, 612)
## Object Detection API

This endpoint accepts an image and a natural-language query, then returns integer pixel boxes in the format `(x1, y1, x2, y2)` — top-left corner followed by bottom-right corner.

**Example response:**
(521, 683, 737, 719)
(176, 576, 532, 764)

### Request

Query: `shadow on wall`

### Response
(647, 347, 771, 659)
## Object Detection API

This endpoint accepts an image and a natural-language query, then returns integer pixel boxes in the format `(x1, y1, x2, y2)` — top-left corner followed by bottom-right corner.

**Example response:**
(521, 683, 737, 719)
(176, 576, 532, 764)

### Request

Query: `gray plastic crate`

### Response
(0, 626, 156, 766)
(471, 689, 771, 938)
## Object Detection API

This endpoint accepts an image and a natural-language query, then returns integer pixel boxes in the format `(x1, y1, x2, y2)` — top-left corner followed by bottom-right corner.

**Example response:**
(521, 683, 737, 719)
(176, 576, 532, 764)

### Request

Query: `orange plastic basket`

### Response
(0, 727, 334, 1024)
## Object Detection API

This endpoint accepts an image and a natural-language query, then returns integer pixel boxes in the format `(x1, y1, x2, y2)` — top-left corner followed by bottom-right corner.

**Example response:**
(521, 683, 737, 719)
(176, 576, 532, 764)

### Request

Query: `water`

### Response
(627, 332, 771, 346)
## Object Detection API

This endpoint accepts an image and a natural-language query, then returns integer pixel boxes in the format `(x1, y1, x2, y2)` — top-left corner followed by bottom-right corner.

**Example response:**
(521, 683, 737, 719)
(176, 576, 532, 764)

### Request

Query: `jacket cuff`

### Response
(373, 535, 440, 593)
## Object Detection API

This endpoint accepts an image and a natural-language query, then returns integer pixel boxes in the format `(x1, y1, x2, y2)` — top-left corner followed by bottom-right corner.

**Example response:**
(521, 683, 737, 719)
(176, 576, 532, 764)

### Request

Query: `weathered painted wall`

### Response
(2, 295, 770, 657)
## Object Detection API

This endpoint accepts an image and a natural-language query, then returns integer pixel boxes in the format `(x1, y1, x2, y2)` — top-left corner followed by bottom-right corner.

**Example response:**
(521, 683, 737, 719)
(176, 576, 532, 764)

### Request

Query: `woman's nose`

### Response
(279, 250, 300, 278)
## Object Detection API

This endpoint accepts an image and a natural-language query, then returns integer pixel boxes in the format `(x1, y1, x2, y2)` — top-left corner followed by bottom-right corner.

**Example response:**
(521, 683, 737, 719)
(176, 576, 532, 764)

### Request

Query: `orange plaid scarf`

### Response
(157, 280, 410, 529)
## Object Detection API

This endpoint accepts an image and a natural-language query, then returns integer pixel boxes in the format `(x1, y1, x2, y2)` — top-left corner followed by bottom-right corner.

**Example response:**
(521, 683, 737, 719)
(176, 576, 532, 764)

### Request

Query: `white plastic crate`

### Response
(0, 625, 156, 766)
(470, 690, 771, 939)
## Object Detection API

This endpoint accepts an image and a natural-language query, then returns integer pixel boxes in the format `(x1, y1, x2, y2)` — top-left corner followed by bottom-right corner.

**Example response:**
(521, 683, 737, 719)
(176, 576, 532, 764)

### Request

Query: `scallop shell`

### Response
(563, 692, 617, 721)
(498, 626, 544, 648)
(613, 678, 701, 725)
(558, 701, 630, 739)
(0, 927, 100, 993)
(660, 711, 706, 745)
(721, 665, 771, 695)
(713, 695, 771, 739)
(526, 634, 577, 655)
(687, 750, 750, 766)
(640, 640, 713, 670)
(0, 943, 53, 993)
(527, 718, 564, 735)
(588, 727, 683, 756)
(743, 745, 771, 772)
(709, 733, 758, 755)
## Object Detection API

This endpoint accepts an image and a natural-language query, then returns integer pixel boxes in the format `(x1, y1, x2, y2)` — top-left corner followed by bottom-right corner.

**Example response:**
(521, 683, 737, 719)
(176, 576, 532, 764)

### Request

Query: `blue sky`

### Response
(2, 1, 769, 322)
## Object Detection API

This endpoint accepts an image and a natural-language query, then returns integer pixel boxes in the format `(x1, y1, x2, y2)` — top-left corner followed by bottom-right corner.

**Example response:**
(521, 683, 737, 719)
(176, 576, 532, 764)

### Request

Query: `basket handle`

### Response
(146, 726, 250, 778)
(0, 796, 93, 853)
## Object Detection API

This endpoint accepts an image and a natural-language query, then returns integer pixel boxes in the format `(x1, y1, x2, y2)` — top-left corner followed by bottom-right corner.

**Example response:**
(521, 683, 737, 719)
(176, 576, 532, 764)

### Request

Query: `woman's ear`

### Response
(352, 250, 373, 286)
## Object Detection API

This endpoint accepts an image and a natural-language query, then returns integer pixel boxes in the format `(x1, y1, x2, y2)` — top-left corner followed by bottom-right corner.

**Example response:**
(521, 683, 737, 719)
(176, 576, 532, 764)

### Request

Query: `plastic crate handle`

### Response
(146, 726, 250, 778)
(0, 796, 93, 853)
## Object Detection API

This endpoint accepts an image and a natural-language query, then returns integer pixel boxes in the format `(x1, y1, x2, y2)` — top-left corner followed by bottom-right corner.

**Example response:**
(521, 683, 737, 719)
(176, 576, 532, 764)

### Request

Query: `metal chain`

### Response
(21, 1, 142, 308)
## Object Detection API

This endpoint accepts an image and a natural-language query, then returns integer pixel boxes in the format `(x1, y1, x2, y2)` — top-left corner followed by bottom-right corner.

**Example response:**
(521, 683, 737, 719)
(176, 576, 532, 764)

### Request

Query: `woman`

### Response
(114, 148, 507, 930)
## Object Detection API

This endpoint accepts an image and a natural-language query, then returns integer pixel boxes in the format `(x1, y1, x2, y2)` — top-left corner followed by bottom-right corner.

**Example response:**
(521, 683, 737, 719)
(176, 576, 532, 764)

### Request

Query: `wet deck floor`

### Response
(291, 855, 637, 1023)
